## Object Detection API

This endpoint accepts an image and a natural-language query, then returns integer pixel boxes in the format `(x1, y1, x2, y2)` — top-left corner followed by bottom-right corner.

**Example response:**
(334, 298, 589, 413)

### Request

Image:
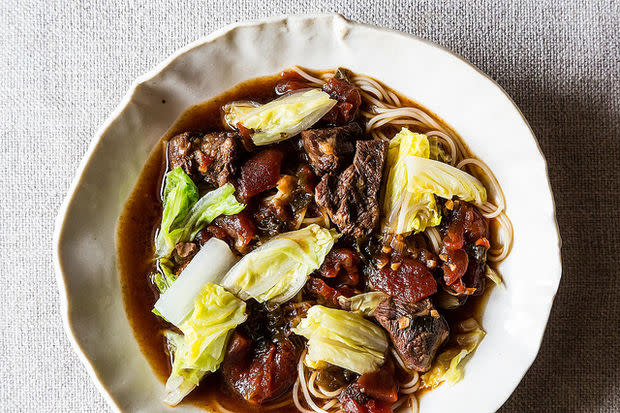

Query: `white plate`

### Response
(54, 13, 562, 413)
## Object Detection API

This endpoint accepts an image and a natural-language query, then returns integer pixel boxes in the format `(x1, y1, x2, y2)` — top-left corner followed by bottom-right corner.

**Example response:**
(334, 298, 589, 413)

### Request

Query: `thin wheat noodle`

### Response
(424, 227, 442, 255)
(369, 107, 443, 130)
(399, 383, 420, 394)
(371, 130, 389, 141)
(302, 216, 326, 225)
(488, 213, 513, 263)
(352, 76, 392, 101)
(457, 158, 506, 210)
(294, 206, 308, 230)
(291, 66, 325, 85)
(392, 396, 408, 411)
(307, 371, 332, 399)
(408, 395, 420, 413)
(386, 119, 427, 128)
(298, 354, 331, 413)
(480, 202, 504, 219)
(360, 91, 387, 108)
(388, 89, 401, 106)
(372, 116, 418, 130)
(293, 379, 315, 413)
(400, 370, 420, 389)
(317, 385, 344, 398)
(358, 84, 385, 100)
(321, 399, 338, 410)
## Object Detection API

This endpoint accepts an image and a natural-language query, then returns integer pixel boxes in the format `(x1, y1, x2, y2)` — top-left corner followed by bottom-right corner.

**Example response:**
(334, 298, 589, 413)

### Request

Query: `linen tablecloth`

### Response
(1, 1, 618, 412)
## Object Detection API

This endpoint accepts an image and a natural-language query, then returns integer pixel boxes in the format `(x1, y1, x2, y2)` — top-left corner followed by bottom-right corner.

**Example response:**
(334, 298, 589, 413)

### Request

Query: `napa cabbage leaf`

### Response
(422, 318, 485, 388)
(224, 89, 337, 146)
(163, 283, 247, 406)
(154, 168, 245, 258)
(220, 224, 338, 304)
(382, 128, 441, 235)
(292, 305, 388, 375)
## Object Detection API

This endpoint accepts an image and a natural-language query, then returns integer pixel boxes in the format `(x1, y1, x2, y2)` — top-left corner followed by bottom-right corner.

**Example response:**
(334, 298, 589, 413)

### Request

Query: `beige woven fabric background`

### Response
(1, 1, 618, 412)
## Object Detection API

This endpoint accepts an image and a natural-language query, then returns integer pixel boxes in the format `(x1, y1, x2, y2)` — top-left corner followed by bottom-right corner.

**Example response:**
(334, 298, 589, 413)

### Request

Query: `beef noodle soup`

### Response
(118, 67, 513, 413)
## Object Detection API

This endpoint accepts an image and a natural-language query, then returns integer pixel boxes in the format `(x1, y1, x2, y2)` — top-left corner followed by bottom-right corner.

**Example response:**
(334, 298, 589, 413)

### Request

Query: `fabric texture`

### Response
(1, 1, 618, 412)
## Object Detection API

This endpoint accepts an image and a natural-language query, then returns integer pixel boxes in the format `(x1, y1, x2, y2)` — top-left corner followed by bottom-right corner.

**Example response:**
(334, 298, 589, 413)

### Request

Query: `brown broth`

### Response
(117, 70, 494, 412)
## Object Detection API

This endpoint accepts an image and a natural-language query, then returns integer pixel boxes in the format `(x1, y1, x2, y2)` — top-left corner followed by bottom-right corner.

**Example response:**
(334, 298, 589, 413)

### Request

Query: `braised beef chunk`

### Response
(222, 331, 299, 405)
(305, 276, 356, 308)
(338, 384, 393, 413)
(321, 73, 362, 125)
(318, 248, 361, 287)
(301, 123, 362, 175)
(252, 169, 315, 237)
(168, 132, 194, 172)
(374, 298, 449, 372)
(222, 301, 304, 404)
(355, 359, 398, 403)
(210, 212, 257, 254)
(315, 139, 388, 238)
(167, 131, 240, 186)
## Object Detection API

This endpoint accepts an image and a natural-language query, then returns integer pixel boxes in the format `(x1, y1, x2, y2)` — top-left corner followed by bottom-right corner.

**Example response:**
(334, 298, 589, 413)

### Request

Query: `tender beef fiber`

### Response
(315, 139, 388, 238)
(374, 298, 449, 372)
(167, 131, 240, 187)
(301, 123, 362, 176)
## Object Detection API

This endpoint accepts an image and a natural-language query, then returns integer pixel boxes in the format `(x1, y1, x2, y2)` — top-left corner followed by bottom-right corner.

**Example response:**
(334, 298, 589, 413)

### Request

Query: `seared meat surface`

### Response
(315, 139, 388, 238)
(301, 123, 362, 175)
(168, 131, 241, 187)
(374, 298, 449, 372)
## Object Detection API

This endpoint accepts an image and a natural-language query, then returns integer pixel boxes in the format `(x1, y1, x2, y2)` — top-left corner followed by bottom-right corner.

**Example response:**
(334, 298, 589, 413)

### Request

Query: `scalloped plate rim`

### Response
(53, 13, 562, 413)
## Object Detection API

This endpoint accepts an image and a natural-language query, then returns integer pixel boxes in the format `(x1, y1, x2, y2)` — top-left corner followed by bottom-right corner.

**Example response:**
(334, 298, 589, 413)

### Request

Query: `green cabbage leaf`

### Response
(292, 305, 388, 375)
(221, 224, 338, 304)
(154, 167, 245, 257)
(382, 128, 487, 235)
(382, 128, 442, 235)
(163, 282, 247, 406)
(422, 318, 485, 388)
(403, 156, 487, 205)
(151, 257, 177, 294)
(224, 89, 337, 146)
(337, 292, 388, 316)
(155, 167, 199, 257)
